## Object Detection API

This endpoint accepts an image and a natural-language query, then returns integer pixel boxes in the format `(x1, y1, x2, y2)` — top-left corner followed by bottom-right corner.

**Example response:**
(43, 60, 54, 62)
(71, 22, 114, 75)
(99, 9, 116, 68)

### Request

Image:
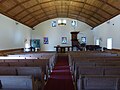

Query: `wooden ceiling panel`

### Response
(44, 7, 56, 12)
(37, 16, 48, 22)
(68, 14, 78, 19)
(20, 15, 32, 23)
(69, 10, 79, 15)
(90, 17, 101, 24)
(108, 0, 120, 10)
(29, 20, 38, 27)
(102, 4, 119, 15)
(46, 10, 56, 15)
(86, 0, 96, 5)
(97, 9, 111, 19)
(25, 18, 36, 24)
(70, 1, 84, 7)
(87, 0, 103, 7)
(78, 15, 87, 21)
(35, 14, 46, 19)
(74, 0, 85, 2)
(94, 14, 105, 21)
(84, 4, 97, 12)
(48, 14, 57, 18)
(16, 0, 27, 3)
(61, 1, 70, 6)
(86, 19, 97, 27)
(54, 1, 61, 5)
(7, 6, 23, 16)
(0, 0, 120, 28)
(82, 9, 93, 15)
(38, 0, 51, 3)
(28, 5, 41, 12)
(14, 11, 28, 20)
(32, 10, 44, 16)
(22, 0, 38, 9)
(80, 13, 89, 18)
(58, 13, 67, 16)
(41, 2, 55, 8)
(69, 6, 81, 11)
(0, 0, 17, 12)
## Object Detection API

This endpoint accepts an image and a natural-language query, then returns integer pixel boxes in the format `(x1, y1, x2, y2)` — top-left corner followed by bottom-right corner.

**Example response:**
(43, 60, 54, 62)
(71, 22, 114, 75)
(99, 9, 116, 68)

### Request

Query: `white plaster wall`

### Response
(93, 14, 120, 49)
(32, 18, 94, 51)
(0, 14, 31, 50)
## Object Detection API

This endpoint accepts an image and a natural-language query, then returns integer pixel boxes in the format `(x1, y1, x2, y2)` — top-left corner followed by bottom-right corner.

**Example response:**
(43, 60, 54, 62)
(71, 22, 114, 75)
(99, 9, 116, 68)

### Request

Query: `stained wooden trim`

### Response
(111, 49, 120, 51)
(0, 48, 24, 54)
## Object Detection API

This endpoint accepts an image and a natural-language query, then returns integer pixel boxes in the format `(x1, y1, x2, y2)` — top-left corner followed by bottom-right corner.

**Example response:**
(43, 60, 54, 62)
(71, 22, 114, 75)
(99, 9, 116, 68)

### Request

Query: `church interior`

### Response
(0, 0, 120, 90)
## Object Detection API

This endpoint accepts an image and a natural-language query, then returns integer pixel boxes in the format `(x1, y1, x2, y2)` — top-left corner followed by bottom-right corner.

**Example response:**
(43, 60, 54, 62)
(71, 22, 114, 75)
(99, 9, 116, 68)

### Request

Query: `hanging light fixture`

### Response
(58, 19, 66, 26)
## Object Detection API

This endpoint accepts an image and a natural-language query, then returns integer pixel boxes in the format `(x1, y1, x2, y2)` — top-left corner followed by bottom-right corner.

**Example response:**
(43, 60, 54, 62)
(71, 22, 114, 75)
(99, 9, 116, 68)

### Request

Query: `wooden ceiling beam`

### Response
(13, 0, 112, 18)
(79, 12, 102, 23)
(18, 7, 102, 27)
(52, 0, 58, 17)
(44, 4, 107, 20)
(36, 0, 49, 20)
(5, 0, 28, 13)
(86, 0, 107, 22)
(77, 0, 87, 19)
(71, 0, 112, 16)
(98, 0, 120, 11)
(69, 13, 99, 25)
(15, 3, 107, 22)
(67, 0, 71, 17)
(13, 0, 39, 24)
(13, 3, 40, 17)
(1, 0, 119, 28)
(76, 16, 96, 27)
(17, 8, 44, 21)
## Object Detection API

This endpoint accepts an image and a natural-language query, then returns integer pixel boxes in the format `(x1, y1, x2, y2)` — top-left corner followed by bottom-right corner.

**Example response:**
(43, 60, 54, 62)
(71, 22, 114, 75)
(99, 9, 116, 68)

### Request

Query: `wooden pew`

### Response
(0, 76, 34, 90)
(16, 67, 42, 80)
(69, 53, 120, 83)
(77, 75, 120, 90)
(5, 53, 56, 72)
(0, 67, 43, 80)
(0, 58, 50, 81)
(0, 67, 16, 75)
(0, 67, 44, 90)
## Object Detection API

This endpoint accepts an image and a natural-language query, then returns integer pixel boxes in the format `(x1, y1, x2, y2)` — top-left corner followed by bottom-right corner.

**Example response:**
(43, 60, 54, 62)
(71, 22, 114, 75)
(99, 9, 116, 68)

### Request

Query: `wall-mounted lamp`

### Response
(58, 19, 66, 26)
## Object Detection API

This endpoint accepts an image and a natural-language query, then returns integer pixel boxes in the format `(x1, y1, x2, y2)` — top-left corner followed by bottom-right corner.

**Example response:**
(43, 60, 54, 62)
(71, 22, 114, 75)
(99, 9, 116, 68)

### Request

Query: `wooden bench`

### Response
(0, 67, 16, 75)
(77, 75, 120, 90)
(0, 67, 44, 90)
(0, 76, 34, 90)
(6, 53, 56, 72)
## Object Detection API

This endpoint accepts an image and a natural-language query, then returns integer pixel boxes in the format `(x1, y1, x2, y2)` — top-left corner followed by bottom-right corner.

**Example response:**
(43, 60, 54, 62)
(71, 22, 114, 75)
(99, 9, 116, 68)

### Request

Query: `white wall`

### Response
(93, 14, 120, 49)
(0, 14, 31, 50)
(32, 18, 93, 51)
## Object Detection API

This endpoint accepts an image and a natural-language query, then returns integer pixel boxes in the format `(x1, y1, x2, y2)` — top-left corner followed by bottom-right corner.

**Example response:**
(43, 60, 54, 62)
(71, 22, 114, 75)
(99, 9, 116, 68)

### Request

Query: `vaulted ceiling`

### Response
(0, 0, 120, 28)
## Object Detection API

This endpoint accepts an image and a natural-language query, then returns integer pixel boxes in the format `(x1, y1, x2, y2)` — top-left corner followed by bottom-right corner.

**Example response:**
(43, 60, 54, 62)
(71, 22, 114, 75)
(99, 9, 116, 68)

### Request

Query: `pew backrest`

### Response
(0, 76, 34, 90)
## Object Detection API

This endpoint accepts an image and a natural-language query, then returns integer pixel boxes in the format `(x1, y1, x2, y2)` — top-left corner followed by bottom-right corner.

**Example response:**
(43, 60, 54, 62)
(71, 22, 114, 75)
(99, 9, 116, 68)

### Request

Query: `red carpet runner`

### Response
(44, 54, 75, 90)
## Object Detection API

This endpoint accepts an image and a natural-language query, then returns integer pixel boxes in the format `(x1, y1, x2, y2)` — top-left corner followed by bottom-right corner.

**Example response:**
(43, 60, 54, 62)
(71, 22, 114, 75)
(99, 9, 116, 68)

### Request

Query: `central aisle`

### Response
(44, 54, 75, 90)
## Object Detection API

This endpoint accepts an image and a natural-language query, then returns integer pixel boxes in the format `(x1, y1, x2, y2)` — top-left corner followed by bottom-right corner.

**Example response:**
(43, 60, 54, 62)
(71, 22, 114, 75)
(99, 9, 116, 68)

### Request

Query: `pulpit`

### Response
(71, 31, 82, 50)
